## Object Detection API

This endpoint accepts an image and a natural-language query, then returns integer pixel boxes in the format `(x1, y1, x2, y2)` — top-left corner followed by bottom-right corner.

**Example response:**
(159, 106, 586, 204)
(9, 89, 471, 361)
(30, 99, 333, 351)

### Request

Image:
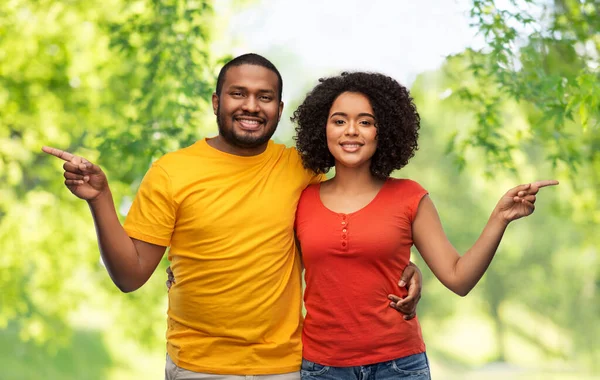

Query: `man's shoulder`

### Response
(269, 141, 302, 165)
(269, 140, 298, 154)
(266, 142, 323, 187)
(152, 142, 203, 169)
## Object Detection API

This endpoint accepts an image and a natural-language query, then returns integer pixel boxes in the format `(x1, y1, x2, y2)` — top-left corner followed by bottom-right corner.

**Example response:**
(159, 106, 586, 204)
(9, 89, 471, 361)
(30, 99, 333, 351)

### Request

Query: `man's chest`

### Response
(173, 175, 306, 237)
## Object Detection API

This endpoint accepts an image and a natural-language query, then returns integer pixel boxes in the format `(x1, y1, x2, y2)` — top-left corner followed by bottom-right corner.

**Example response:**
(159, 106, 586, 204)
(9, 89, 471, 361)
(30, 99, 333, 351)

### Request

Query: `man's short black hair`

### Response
(216, 53, 283, 101)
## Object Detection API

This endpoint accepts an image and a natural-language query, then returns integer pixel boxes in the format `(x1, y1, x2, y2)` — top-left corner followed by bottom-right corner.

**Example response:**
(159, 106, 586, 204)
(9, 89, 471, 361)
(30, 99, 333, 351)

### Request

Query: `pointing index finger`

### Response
(531, 180, 559, 189)
(42, 146, 75, 162)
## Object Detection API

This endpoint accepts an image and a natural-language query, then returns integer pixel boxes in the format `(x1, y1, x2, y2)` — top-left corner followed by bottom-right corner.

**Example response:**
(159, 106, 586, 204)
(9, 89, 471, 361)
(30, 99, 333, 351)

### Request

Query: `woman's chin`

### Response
(334, 159, 371, 170)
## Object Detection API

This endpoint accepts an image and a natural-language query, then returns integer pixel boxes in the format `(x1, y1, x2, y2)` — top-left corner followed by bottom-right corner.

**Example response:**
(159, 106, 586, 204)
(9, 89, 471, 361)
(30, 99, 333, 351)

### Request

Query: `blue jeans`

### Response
(300, 353, 431, 380)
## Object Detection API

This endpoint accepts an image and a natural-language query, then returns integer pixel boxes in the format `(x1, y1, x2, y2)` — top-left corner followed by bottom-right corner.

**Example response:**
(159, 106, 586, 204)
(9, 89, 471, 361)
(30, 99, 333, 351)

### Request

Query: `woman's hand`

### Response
(495, 180, 559, 224)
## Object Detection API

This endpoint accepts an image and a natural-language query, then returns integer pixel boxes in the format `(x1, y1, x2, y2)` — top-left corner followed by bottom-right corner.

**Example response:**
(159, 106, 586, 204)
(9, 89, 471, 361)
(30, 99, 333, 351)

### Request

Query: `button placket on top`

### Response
(341, 214, 348, 250)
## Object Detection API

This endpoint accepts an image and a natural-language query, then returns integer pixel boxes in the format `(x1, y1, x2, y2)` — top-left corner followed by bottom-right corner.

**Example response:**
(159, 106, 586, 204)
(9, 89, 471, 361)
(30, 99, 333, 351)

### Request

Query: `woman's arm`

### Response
(412, 180, 558, 296)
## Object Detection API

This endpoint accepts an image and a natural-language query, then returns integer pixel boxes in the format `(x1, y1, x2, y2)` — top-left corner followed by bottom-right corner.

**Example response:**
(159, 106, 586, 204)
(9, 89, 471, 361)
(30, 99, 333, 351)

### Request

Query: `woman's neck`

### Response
(327, 162, 385, 194)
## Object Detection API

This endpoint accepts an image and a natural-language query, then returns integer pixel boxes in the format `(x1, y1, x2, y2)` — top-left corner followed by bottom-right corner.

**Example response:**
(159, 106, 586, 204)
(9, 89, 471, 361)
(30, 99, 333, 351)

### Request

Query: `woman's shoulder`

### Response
(300, 182, 321, 198)
(296, 183, 321, 219)
(387, 178, 426, 192)
(385, 178, 429, 216)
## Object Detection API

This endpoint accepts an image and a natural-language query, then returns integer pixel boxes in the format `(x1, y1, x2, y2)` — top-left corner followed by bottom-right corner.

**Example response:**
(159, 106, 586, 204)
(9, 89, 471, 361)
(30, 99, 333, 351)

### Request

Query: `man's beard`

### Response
(216, 107, 278, 149)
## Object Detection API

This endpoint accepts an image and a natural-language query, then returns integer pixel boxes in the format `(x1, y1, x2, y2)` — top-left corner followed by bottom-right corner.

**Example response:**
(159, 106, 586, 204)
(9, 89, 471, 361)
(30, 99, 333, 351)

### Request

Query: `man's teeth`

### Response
(239, 119, 260, 124)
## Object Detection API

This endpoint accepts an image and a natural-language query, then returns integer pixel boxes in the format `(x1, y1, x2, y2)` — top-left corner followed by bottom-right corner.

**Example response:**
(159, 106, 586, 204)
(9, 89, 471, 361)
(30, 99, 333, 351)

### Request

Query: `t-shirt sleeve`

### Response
(123, 162, 176, 247)
(405, 180, 429, 223)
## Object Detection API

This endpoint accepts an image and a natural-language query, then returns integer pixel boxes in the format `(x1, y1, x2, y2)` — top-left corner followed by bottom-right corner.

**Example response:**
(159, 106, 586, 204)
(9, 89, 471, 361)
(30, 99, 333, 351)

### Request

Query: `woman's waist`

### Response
(301, 316, 425, 365)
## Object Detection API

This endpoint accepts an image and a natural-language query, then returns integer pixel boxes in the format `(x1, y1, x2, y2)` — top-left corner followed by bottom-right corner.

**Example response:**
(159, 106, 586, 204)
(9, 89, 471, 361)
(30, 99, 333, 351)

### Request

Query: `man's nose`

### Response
(242, 96, 260, 113)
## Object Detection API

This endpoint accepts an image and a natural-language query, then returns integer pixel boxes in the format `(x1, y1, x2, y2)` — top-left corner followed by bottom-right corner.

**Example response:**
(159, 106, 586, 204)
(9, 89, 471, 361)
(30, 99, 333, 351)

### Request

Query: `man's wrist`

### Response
(87, 188, 112, 207)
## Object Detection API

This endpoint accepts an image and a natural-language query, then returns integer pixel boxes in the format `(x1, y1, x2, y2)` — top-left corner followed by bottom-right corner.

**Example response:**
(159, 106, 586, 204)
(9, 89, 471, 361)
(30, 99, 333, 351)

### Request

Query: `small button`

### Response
(342, 234, 347, 239)
(342, 228, 347, 233)
(341, 242, 347, 247)
(341, 221, 346, 226)
(342, 214, 347, 220)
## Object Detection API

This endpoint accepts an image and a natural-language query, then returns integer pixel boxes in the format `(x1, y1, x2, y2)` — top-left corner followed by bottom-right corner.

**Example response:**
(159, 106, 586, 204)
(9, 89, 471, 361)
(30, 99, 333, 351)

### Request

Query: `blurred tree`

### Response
(421, 0, 599, 371)
(448, 0, 599, 173)
(98, 0, 217, 182)
(0, 0, 224, 373)
(408, 60, 597, 370)
(2, 0, 597, 378)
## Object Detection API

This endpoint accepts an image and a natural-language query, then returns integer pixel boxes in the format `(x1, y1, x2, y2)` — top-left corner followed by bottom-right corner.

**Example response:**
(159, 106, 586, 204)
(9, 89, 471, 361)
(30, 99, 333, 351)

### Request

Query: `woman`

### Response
(292, 72, 557, 379)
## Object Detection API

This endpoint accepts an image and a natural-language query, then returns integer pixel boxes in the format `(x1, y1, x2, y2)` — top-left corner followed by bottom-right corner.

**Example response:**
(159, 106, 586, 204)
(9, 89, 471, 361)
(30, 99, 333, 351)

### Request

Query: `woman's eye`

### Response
(334, 120, 345, 125)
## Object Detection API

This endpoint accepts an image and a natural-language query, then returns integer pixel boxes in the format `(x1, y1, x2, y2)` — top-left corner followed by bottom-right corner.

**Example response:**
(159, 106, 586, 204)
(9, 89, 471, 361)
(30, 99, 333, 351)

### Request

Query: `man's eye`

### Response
(260, 95, 272, 101)
(231, 92, 243, 97)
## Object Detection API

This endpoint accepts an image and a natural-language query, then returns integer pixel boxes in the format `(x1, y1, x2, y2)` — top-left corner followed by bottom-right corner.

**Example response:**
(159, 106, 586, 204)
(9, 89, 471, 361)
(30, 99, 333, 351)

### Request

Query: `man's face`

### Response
(212, 64, 283, 149)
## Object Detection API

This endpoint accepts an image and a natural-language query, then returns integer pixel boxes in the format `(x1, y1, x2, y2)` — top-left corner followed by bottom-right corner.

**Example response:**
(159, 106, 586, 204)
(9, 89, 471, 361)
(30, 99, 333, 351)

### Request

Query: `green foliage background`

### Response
(0, 0, 597, 378)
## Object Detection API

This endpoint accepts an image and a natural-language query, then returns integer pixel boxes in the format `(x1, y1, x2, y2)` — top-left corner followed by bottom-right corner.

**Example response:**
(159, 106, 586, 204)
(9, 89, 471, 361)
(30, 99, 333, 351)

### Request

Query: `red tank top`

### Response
(295, 178, 428, 366)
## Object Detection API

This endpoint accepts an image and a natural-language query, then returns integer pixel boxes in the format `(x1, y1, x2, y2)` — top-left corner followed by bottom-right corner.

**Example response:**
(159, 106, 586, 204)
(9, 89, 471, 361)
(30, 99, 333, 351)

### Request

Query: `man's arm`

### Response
(89, 189, 166, 292)
(43, 146, 166, 292)
(388, 261, 423, 320)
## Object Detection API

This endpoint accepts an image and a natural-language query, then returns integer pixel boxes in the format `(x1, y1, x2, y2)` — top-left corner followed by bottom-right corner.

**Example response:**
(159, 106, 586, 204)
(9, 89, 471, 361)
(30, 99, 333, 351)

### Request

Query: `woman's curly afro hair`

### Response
(292, 71, 420, 179)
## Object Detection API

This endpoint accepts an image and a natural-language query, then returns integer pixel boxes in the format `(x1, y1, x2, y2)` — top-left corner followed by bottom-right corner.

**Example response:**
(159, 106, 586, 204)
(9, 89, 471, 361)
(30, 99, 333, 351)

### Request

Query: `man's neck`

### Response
(207, 136, 269, 157)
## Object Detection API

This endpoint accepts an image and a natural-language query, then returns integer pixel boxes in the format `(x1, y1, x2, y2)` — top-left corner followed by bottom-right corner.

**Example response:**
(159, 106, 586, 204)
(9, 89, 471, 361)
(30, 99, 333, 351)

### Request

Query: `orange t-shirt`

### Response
(123, 139, 322, 374)
(295, 178, 428, 366)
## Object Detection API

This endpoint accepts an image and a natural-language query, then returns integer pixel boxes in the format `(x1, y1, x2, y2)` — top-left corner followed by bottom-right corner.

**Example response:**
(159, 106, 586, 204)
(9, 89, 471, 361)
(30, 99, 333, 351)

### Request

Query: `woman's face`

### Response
(326, 91, 378, 170)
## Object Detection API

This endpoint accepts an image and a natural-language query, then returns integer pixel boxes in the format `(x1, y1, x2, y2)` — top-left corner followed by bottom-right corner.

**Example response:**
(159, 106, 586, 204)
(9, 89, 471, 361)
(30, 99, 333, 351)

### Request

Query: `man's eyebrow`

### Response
(227, 86, 275, 94)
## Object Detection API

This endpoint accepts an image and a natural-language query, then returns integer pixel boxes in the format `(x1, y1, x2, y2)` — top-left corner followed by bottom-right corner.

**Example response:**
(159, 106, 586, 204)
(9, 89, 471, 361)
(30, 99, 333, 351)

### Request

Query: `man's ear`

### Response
(278, 101, 284, 121)
(212, 93, 219, 115)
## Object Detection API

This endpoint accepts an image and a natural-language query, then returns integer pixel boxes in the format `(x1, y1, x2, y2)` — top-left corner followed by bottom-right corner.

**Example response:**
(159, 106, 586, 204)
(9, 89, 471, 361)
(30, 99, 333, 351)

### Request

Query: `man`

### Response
(43, 53, 422, 379)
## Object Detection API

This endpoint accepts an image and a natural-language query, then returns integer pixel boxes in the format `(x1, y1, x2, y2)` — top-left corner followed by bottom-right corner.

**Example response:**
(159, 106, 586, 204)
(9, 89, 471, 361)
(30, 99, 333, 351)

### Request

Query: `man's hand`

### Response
(166, 266, 175, 291)
(42, 146, 108, 201)
(388, 262, 422, 320)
